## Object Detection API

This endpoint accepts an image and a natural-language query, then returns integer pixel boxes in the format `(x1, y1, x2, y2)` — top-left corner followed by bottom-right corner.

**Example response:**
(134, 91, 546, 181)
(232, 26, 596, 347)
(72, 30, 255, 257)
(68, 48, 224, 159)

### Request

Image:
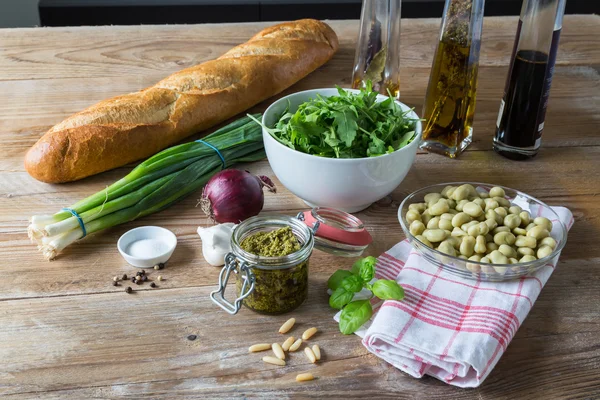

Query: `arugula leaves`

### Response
(327, 256, 405, 335)
(257, 82, 418, 159)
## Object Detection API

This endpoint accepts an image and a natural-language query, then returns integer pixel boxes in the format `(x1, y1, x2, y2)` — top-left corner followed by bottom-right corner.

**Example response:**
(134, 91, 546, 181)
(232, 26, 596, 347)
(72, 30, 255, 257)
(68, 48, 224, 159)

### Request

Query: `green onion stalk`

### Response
(28, 114, 265, 260)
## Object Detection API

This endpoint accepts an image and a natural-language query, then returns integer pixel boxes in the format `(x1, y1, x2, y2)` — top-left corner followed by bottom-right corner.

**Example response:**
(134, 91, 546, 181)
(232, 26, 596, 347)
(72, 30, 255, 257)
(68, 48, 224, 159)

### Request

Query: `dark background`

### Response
(38, 0, 599, 27)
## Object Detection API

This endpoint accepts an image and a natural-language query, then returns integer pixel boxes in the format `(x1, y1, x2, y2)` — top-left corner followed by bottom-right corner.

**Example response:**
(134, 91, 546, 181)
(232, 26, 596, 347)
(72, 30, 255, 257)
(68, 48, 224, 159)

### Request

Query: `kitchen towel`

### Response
(335, 206, 573, 388)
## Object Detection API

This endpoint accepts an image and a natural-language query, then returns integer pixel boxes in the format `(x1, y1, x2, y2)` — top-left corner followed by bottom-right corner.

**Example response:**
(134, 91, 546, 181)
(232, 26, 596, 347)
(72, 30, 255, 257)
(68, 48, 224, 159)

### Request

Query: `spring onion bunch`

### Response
(28, 115, 265, 260)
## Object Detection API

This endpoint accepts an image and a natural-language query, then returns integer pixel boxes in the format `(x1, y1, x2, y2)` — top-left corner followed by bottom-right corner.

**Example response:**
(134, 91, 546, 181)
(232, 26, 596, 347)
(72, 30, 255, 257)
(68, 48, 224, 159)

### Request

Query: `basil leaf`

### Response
(351, 256, 377, 281)
(358, 258, 376, 282)
(341, 275, 363, 293)
(339, 300, 373, 335)
(372, 280, 405, 301)
(329, 287, 354, 310)
(327, 270, 353, 291)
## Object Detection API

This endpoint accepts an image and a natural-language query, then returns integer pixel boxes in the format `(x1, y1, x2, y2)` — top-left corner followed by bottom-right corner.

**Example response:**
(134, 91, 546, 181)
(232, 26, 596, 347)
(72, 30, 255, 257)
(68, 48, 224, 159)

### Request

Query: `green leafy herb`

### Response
(363, 48, 388, 84)
(250, 82, 418, 159)
(340, 275, 364, 293)
(326, 256, 405, 334)
(327, 270, 353, 291)
(351, 256, 377, 282)
(372, 280, 405, 301)
(329, 287, 354, 310)
(339, 300, 373, 335)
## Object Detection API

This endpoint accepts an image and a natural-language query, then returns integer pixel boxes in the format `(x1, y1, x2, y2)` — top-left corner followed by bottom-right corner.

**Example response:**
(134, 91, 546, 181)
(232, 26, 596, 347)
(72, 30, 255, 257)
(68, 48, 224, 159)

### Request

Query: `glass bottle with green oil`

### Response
(420, 0, 485, 158)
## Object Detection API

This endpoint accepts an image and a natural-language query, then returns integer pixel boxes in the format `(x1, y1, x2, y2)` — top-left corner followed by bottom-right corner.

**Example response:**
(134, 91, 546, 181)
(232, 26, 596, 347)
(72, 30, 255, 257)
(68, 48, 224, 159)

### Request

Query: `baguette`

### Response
(25, 19, 338, 183)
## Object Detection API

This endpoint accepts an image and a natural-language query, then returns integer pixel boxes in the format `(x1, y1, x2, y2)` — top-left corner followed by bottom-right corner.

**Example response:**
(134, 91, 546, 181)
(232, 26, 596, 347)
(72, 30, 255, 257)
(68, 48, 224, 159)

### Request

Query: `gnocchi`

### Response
(404, 185, 559, 271)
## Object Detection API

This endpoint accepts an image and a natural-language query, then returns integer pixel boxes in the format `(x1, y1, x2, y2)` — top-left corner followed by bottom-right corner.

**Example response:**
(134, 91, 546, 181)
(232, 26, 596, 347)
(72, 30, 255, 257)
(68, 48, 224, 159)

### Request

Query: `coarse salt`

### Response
(126, 238, 169, 258)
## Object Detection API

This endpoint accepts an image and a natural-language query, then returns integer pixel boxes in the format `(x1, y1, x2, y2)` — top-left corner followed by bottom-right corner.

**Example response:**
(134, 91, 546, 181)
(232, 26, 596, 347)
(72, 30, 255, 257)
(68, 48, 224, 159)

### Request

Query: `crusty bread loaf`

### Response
(24, 19, 338, 183)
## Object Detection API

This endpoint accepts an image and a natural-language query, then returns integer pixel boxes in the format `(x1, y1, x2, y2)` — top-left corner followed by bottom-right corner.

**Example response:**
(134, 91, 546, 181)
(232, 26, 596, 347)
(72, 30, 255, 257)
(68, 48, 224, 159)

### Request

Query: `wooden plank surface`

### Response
(0, 16, 599, 399)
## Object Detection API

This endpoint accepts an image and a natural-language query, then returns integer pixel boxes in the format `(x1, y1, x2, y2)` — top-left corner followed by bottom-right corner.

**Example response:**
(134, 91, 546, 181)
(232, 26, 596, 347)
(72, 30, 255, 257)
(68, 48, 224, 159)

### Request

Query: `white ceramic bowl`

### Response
(262, 88, 422, 213)
(117, 226, 177, 268)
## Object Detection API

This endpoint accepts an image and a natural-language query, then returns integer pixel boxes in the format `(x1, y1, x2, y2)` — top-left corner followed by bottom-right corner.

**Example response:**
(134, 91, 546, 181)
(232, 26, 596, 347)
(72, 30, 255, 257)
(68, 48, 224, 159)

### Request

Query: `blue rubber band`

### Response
(62, 208, 87, 237)
(196, 139, 225, 169)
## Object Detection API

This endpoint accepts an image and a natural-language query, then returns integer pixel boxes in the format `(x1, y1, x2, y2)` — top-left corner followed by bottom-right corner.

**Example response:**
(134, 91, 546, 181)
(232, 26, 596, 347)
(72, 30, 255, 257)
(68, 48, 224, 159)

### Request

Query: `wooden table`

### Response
(1, 16, 599, 399)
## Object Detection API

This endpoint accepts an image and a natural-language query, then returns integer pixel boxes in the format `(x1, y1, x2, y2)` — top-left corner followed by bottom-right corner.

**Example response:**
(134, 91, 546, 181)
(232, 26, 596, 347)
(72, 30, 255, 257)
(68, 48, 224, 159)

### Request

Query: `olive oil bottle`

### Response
(352, 0, 402, 98)
(420, 0, 485, 158)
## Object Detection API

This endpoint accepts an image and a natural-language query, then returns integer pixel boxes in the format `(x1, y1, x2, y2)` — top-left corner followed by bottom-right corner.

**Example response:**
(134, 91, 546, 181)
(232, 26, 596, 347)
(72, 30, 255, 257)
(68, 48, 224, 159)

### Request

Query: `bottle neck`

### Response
(520, 0, 565, 30)
(516, 0, 564, 55)
(439, 0, 486, 45)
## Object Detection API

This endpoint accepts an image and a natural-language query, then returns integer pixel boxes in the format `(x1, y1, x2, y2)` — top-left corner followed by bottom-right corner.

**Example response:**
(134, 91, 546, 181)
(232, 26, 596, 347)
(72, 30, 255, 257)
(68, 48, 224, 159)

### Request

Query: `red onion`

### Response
(200, 169, 276, 223)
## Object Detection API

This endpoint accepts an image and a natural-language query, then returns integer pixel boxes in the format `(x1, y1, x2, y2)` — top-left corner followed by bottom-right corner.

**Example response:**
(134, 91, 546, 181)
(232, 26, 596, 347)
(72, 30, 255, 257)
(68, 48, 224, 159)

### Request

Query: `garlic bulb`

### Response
(197, 223, 236, 266)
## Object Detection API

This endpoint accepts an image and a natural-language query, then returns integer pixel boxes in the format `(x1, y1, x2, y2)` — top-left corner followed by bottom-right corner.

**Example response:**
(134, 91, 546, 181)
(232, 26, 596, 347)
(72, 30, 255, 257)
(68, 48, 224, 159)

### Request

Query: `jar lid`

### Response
(297, 207, 372, 257)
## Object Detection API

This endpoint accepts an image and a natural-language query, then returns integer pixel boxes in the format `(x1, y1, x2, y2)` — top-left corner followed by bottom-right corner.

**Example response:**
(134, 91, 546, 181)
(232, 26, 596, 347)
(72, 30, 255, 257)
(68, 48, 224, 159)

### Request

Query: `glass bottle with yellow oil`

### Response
(420, 0, 485, 158)
(352, 0, 402, 98)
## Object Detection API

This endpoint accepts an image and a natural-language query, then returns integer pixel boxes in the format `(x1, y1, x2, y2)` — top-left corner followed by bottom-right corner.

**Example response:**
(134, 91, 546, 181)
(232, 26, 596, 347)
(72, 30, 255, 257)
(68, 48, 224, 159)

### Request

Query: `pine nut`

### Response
(289, 338, 303, 352)
(282, 336, 295, 351)
(302, 327, 318, 340)
(262, 356, 285, 366)
(296, 373, 315, 382)
(304, 347, 317, 363)
(272, 343, 285, 360)
(311, 345, 321, 360)
(279, 318, 296, 334)
(248, 343, 271, 353)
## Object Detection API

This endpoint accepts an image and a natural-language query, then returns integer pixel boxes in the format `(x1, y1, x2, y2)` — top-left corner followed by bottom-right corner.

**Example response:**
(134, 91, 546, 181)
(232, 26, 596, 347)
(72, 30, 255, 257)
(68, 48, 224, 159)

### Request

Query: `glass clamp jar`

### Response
(210, 208, 372, 315)
(296, 207, 373, 257)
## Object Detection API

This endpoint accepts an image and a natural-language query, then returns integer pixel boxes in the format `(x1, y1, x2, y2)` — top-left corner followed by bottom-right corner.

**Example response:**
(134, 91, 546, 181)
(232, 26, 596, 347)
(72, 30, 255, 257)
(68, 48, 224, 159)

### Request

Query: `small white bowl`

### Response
(262, 88, 422, 213)
(117, 226, 177, 268)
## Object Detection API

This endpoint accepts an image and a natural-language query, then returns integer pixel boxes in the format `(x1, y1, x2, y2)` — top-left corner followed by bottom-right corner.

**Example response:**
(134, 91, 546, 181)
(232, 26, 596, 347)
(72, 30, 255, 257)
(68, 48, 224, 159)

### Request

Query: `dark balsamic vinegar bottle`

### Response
(493, 0, 566, 160)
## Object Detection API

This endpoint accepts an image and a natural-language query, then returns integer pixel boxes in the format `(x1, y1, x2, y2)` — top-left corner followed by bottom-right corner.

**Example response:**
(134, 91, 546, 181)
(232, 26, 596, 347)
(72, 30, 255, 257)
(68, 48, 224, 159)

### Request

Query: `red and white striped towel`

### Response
(335, 206, 573, 388)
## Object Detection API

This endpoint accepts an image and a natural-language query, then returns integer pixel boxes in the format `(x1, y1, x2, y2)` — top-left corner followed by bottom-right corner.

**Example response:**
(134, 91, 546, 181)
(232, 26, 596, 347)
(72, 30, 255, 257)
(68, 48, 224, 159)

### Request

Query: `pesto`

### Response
(237, 226, 309, 314)
(240, 226, 301, 257)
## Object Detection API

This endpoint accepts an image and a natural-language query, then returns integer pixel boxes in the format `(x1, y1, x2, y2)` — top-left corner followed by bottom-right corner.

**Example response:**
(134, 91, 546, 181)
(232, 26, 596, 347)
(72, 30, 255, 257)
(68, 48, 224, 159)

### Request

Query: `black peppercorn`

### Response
(125, 287, 133, 294)
(158, 263, 165, 269)
(113, 281, 119, 287)
(150, 282, 156, 288)
(122, 274, 128, 280)
(131, 277, 136, 283)
(136, 280, 142, 285)
(187, 335, 197, 341)
(141, 275, 147, 282)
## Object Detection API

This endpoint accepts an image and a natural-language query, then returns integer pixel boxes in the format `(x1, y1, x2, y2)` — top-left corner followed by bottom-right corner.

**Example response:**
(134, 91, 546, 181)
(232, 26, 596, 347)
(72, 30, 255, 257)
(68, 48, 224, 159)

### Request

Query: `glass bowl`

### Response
(398, 182, 568, 281)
